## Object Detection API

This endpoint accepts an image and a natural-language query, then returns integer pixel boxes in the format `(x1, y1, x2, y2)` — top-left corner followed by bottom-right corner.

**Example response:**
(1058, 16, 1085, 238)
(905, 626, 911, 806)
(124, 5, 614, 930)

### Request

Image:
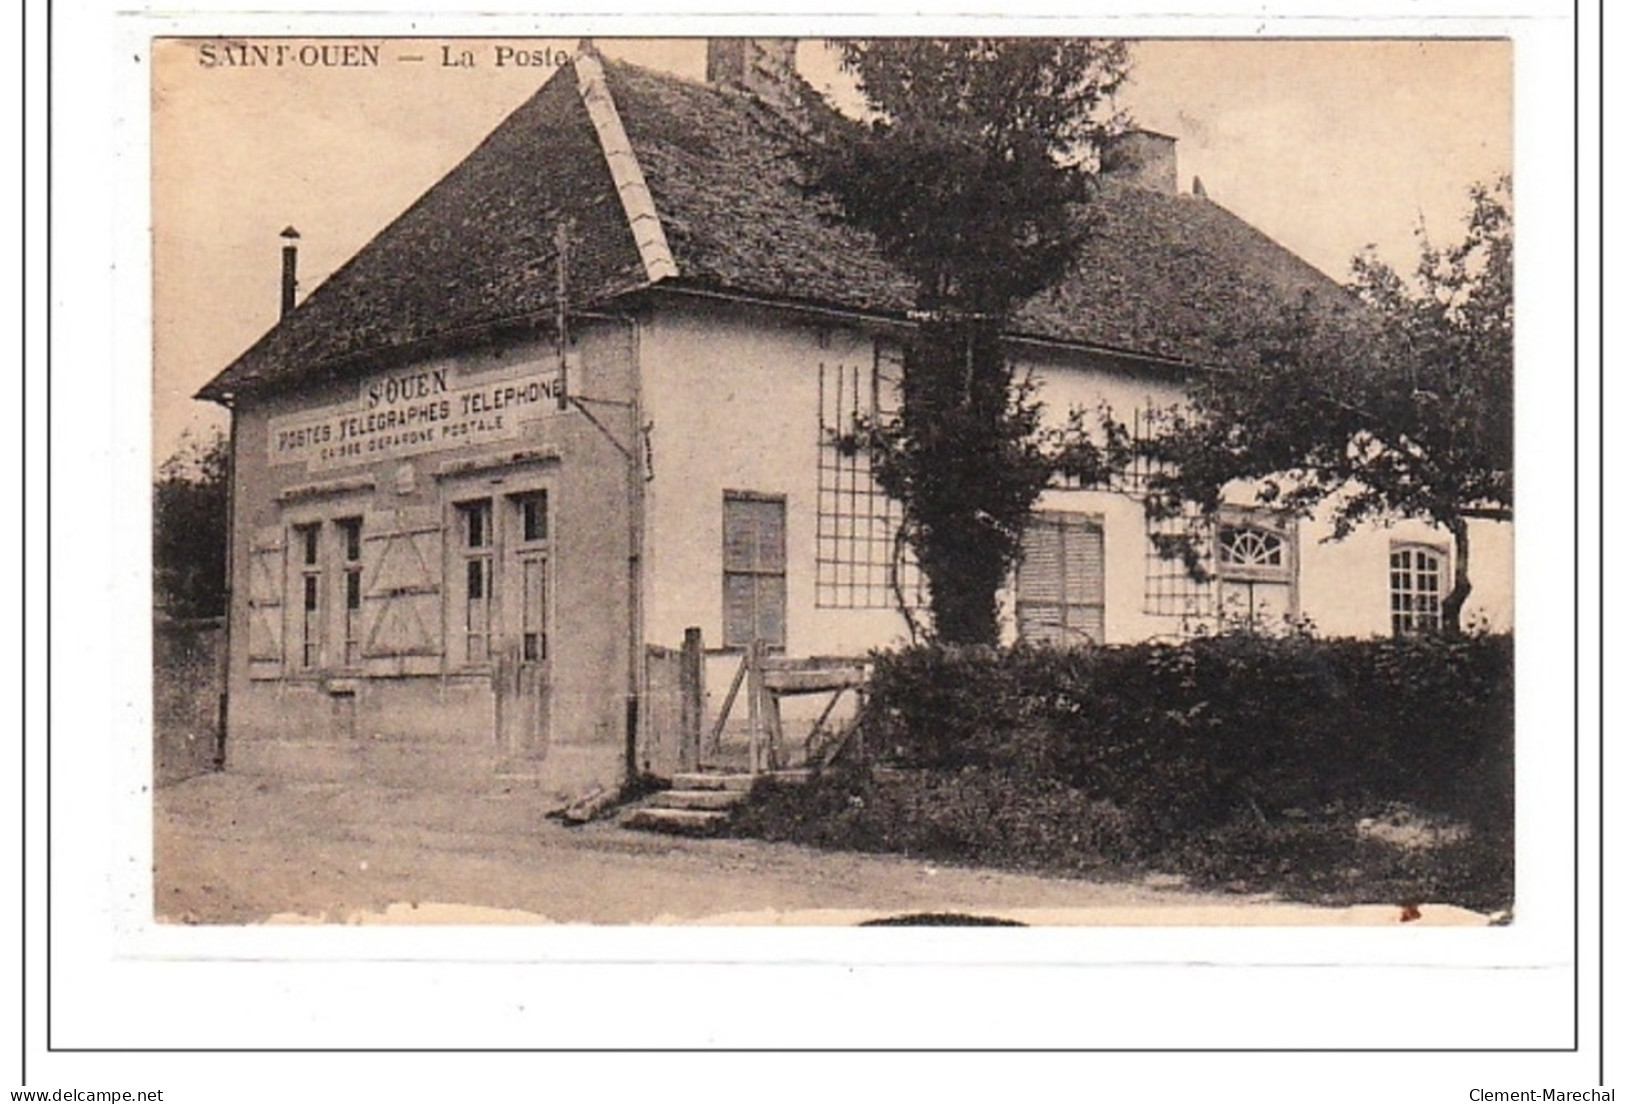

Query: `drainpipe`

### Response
(626, 317, 647, 783)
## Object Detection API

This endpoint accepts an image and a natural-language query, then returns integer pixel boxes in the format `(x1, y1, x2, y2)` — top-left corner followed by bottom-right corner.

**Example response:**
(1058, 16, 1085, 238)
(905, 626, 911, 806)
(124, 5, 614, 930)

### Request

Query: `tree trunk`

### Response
(902, 320, 1018, 646)
(866, 317, 1055, 647)
(1442, 515, 1472, 637)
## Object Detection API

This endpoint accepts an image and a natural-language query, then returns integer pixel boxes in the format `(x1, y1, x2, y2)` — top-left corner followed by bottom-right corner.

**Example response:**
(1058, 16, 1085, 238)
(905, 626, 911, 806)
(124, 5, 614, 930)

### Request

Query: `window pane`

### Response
(465, 504, 489, 548)
(522, 495, 548, 542)
(302, 526, 319, 565)
(339, 518, 361, 562)
(1390, 544, 1447, 634)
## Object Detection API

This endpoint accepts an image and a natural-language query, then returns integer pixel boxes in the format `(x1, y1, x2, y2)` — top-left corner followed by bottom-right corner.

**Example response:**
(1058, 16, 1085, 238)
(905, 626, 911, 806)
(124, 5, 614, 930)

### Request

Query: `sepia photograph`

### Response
(149, 35, 1518, 929)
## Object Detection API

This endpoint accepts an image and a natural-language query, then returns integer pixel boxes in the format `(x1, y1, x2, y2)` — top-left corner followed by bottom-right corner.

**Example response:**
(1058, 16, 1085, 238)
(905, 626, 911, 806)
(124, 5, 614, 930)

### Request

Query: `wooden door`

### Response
(496, 493, 551, 759)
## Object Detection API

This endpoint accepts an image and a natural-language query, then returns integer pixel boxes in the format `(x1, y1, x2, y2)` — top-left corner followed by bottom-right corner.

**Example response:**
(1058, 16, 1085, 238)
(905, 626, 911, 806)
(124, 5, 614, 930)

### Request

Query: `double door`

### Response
(461, 490, 551, 759)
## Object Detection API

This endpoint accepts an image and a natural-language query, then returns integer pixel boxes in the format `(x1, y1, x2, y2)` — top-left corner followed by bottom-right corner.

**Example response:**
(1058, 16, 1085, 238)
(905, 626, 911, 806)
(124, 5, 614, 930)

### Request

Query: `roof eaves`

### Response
(648, 282, 1197, 376)
(200, 279, 652, 406)
(573, 49, 678, 283)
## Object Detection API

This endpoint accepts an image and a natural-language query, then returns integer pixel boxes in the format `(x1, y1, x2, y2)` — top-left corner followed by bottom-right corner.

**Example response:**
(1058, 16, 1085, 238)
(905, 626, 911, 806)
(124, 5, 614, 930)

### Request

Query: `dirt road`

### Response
(153, 773, 1483, 925)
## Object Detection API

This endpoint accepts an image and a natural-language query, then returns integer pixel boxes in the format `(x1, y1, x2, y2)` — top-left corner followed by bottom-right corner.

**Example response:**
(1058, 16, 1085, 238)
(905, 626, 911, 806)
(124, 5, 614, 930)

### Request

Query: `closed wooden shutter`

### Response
(723, 574, 757, 649)
(1017, 518, 1067, 646)
(360, 505, 444, 668)
(723, 495, 787, 648)
(246, 525, 286, 678)
(1066, 518, 1106, 643)
(1017, 513, 1105, 646)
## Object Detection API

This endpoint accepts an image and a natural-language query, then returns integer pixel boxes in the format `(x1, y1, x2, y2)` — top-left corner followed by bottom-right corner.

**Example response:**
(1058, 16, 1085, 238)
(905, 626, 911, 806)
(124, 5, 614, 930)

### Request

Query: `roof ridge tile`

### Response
(573, 51, 678, 283)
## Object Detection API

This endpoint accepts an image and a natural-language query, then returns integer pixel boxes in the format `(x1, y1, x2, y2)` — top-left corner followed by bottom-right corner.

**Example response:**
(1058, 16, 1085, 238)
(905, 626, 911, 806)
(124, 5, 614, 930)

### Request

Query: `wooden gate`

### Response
(640, 628, 705, 780)
(704, 642, 869, 774)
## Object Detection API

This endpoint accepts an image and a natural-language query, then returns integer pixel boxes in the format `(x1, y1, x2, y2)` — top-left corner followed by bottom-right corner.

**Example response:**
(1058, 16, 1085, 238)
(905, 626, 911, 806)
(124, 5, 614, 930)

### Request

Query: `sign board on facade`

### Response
(267, 359, 568, 472)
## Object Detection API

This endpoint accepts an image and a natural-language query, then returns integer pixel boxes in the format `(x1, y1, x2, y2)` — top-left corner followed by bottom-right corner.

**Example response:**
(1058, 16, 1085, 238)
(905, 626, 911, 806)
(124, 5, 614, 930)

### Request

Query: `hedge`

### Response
(857, 633, 1513, 835)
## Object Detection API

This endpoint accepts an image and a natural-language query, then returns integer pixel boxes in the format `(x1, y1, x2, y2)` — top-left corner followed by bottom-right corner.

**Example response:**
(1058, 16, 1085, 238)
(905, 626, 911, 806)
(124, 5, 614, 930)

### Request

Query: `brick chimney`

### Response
(706, 39, 801, 109)
(1100, 129, 1179, 195)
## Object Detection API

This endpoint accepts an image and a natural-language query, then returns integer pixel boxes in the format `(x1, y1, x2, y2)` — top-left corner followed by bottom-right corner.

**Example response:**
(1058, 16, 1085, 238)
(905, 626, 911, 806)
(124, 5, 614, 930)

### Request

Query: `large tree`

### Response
(816, 38, 1130, 644)
(1136, 178, 1513, 635)
(154, 427, 230, 619)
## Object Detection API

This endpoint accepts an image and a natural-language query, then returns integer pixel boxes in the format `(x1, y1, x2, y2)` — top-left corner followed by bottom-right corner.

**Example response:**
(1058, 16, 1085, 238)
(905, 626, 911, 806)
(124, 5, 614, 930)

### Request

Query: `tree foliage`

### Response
(816, 39, 1130, 643)
(818, 38, 1129, 316)
(154, 427, 230, 619)
(1135, 178, 1513, 634)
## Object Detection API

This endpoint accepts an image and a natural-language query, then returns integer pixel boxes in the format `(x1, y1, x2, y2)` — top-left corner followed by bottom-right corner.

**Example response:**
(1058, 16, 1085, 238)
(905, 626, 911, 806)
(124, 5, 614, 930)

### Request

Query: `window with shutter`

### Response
(246, 524, 286, 678)
(360, 505, 445, 667)
(722, 493, 787, 649)
(1016, 512, 1105, 646)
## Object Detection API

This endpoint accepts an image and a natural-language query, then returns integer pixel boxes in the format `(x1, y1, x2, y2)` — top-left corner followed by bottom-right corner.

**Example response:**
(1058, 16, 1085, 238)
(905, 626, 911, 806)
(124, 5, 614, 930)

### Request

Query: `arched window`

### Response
(1214, 513, 1294, 585)
(1212, 510, 1298, 630)
(1390, 543, 1448, 635)
(1216, 525, 1288, 578)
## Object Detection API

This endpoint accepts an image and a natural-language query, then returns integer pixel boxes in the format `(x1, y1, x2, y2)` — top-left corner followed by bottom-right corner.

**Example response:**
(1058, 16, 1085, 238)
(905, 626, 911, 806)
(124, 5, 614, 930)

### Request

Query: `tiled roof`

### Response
(1014, 180, 1353, 362)
(199, 67, 647, 400)
(602, 58, 919, 317)
(200, 53, 1358, 401)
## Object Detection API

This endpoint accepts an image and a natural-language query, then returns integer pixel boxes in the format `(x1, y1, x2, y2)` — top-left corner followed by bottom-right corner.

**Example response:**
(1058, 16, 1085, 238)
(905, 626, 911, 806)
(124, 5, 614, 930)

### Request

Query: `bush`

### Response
(859, 633, 1513, 835)
(729, 761, 1514, 911)
(731, 766, 1148, 874)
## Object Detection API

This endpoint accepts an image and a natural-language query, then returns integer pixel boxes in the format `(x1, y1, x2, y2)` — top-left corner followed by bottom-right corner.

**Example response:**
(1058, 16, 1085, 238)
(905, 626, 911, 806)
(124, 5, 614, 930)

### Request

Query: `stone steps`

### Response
(621, 805, 731, 834)
(621, 769, 820, 835)
(650, 788, 744, 811)
(622, 773, 752, 834)
(670, 771, 756, 792)
(623, 771, 757, 834)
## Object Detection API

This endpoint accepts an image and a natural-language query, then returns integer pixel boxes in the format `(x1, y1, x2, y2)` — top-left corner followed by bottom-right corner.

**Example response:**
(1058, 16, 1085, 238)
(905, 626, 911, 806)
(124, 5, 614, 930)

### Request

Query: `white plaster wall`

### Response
(1296, 511, 1513, 637)
(1016, 351, 1195, 643)
(639, 300, 918, 658)
(1023, 351, 1513, 640)
(638, 299, 1513, 656)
